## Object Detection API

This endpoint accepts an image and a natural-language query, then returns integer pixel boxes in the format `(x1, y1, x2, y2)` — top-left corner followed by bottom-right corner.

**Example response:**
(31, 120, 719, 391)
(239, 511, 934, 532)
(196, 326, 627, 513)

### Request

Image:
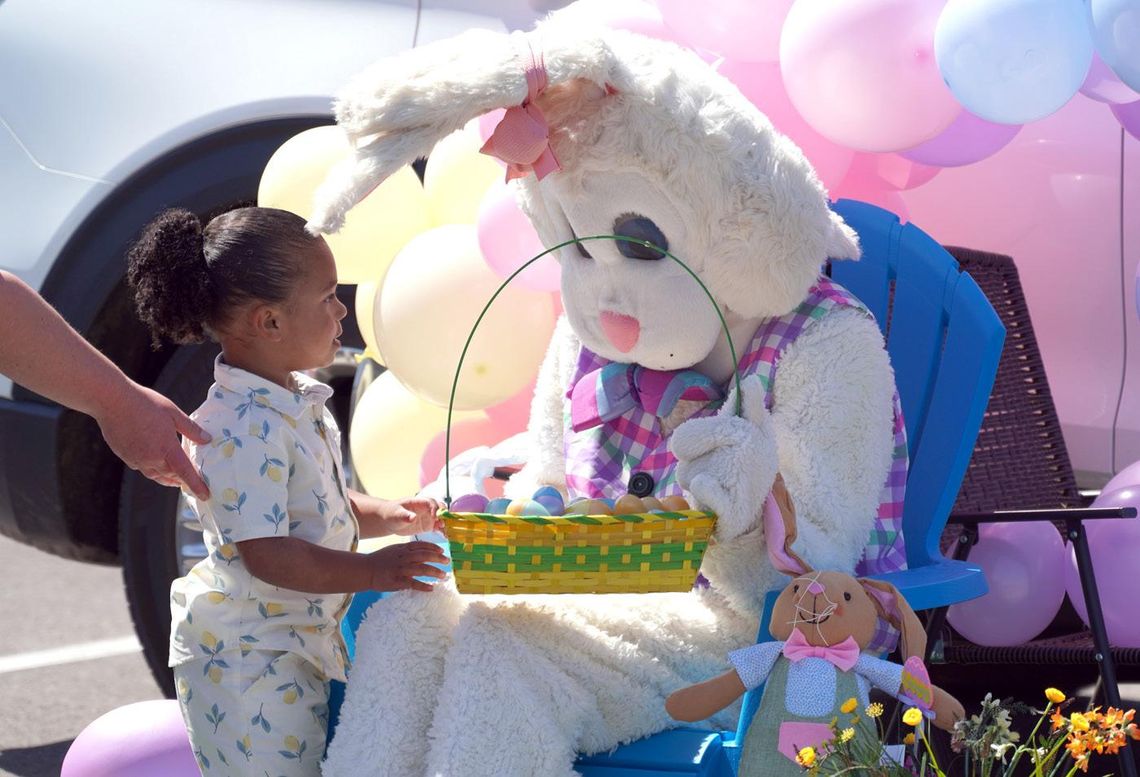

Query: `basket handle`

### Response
(444, 235, 744, 506)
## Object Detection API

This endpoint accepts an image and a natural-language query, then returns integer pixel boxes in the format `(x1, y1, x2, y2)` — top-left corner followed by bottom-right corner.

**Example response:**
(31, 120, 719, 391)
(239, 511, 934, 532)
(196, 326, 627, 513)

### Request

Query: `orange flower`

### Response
(1051, 708, 1067, 731)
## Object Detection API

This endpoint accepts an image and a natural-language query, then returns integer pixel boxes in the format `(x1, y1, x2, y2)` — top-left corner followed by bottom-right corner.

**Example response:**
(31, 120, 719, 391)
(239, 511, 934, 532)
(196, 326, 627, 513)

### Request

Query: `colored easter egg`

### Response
(521, 500, 552, 516)
(450, 493, 489, 513)
(660, 495, 691, 511)
(532, 486, 565, 516)
(486, 497, 512, 514)
(640, 497, 664, 512)
(613, 495, 646, 515)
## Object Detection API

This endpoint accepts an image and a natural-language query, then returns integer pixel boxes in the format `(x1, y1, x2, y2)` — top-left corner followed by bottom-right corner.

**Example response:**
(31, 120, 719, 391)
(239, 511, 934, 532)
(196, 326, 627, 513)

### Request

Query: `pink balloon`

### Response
(420, 416, 502, 487)
(477, 180, 561, 292)
(832, 175, 911, 224)
(780, 0, 961, 153)
(478, 108, 506, 146)
(1064, 487, 1140, 647)
(947, 522, 1068, 647)
(557, 0, 675, 41)
(62, 700, 198, 777)
(899, 110, 1023, 168)
(659, 0, 794, 63)
(1111, 100, 1140, 141)
(716, 60, 855, 191)
(1081, 52, 1140, 105)
(843, 153, 941, 192)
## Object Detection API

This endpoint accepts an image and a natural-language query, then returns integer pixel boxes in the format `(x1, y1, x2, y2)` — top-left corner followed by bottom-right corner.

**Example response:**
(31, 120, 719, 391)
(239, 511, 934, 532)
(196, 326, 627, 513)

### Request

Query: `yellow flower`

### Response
(903, 707, 924, 727)
(1071, 712, 1091, 732)
(866, 702, 884, 718)
(1046, 688, 1067, 704)
(840, 727, 855, 743)
(796, 746, 817, 767)
(840, 697, 858, 714)
(904, 733, 916, 746)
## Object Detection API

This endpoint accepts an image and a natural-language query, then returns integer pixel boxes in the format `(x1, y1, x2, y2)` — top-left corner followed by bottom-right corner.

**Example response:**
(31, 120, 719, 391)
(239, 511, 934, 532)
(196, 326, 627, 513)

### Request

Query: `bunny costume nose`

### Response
(806, 581, 825, 595)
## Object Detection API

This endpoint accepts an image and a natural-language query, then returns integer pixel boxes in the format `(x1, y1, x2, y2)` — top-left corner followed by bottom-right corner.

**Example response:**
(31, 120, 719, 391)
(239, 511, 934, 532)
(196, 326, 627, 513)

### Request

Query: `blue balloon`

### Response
(935, 0, 1094, 124)
(1090, 0, 1140, 93)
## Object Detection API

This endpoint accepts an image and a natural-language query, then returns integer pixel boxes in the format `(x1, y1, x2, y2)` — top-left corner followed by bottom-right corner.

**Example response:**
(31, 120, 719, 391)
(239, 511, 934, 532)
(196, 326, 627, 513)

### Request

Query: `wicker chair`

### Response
(931, 246, 1139, 777)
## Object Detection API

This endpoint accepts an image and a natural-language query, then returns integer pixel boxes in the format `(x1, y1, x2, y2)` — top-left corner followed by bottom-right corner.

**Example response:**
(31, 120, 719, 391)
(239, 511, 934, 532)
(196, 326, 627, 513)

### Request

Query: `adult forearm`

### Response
(0, 271, 132, 416)
(239, 537, 376, 594)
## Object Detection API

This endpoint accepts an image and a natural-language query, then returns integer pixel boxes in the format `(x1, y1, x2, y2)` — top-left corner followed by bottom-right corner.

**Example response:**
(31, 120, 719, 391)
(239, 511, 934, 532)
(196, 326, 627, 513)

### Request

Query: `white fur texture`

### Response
(319, 11, 896, 777)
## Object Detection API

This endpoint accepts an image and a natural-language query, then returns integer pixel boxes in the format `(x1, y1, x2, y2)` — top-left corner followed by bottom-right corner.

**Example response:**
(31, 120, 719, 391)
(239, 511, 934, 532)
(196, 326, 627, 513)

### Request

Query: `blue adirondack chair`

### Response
(329, 200, 1006, 776)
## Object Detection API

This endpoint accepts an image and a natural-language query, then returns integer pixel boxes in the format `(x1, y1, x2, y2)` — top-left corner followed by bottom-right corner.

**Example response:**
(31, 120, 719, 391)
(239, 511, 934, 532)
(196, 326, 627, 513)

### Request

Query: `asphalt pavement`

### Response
(0, 533, 163, 777)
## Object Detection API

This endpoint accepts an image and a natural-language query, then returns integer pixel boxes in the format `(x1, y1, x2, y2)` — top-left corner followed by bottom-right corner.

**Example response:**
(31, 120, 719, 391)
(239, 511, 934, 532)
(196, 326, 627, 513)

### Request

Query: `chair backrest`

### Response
(943, 246, 1082, 512)
(828, 200, 1005, 570)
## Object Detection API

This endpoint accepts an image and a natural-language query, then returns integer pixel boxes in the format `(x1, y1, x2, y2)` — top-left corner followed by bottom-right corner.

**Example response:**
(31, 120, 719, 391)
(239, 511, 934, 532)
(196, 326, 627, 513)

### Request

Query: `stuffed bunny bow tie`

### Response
(781, 628, 861, 671)
(569, 363, 724, 432)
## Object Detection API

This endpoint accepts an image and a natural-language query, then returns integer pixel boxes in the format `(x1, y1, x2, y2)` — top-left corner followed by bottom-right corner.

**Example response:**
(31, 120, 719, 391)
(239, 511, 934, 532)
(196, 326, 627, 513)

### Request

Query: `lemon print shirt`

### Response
(169, 356, 359, 682)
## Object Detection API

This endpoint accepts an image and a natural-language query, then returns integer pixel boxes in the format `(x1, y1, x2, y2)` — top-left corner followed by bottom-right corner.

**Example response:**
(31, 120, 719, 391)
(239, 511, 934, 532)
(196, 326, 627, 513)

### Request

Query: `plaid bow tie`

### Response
(569, 363, 724, 432)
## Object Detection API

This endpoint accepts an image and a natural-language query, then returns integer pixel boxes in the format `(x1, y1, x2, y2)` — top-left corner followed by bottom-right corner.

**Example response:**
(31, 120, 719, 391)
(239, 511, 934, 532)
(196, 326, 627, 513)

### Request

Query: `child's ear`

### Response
(250, 304, 285, 342)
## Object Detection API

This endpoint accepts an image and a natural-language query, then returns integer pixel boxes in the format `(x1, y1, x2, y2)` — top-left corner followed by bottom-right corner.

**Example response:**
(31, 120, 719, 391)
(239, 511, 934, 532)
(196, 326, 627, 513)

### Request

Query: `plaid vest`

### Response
(563, 276, 908, 577)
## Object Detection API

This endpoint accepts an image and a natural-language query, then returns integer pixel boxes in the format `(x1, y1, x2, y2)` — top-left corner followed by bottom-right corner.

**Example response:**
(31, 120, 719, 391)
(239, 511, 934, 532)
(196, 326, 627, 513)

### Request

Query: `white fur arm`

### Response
(672, 375, 778, 542)
(503, 317, 579, 499)
(770, 308, 896, 574)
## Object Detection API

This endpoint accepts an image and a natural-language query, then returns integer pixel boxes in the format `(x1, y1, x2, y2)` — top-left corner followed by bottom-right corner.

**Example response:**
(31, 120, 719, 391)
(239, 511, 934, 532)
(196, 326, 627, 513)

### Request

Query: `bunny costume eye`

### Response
(613, 214, 668, 260)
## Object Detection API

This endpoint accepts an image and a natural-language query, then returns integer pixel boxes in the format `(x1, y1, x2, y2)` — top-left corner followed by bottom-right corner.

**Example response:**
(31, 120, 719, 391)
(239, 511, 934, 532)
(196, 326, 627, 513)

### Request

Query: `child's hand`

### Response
(367, 541, 449, 593)
(386, 496, 444, 536)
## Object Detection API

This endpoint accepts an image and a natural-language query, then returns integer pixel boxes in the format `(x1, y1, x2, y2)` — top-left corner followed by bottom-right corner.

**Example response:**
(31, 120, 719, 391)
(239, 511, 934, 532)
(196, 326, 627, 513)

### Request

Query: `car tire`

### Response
(118, 341, 220, 696)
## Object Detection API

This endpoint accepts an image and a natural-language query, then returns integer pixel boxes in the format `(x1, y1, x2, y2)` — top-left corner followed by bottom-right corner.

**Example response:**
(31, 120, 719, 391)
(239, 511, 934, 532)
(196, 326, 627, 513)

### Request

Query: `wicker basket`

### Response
(441, 509, 717, 594)
(439, 236, 735, 595)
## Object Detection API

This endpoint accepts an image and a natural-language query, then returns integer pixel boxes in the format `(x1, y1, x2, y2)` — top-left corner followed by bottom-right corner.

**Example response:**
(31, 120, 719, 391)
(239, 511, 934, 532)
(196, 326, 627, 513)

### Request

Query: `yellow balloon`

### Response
(423, 125, 503, 226)
(354, 281, 382, 363)
(349, 370, 481, 497)
(375, 225, 555, 411)
(258, 126, 431, 284)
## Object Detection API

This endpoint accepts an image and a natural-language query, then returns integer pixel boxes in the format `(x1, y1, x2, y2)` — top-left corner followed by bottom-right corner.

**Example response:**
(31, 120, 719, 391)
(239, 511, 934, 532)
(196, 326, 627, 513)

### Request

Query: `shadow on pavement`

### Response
(0, 740, 72, 777)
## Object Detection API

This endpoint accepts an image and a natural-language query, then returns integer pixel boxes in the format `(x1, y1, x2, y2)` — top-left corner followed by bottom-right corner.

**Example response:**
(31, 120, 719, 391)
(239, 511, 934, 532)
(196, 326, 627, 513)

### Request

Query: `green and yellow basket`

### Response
(439, 236, 737, 596)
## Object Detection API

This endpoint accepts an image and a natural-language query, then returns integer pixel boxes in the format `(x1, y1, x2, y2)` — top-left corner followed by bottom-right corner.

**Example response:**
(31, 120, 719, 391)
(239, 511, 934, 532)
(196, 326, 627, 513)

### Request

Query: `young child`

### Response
(127, 206, 448, 776)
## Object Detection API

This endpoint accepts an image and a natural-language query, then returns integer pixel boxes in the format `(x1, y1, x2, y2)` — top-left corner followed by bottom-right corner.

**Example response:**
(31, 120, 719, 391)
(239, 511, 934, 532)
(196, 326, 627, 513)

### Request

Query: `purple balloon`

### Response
(946, 521, 1067, 646)
(899, 110, 1022, 168)
(1111, 99, 1140, 141)
(62, 700, 198, 777)
(1065, 486, 1140, 647)
(1081, 52, 1140, 105)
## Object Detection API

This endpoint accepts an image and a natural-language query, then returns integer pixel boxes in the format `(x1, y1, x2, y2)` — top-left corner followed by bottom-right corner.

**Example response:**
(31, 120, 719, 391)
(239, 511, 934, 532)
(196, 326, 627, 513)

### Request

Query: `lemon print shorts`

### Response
(174, 649, 330, 775)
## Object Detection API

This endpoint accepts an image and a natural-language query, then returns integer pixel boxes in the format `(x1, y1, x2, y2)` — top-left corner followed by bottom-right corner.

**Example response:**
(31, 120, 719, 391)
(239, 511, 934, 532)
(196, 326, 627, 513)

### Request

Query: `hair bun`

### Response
(127, 208, 212, 345)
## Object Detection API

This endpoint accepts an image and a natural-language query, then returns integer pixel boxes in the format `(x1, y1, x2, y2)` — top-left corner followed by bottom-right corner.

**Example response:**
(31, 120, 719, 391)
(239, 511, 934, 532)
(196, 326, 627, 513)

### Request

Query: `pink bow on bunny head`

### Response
(480, 38, 562, 181)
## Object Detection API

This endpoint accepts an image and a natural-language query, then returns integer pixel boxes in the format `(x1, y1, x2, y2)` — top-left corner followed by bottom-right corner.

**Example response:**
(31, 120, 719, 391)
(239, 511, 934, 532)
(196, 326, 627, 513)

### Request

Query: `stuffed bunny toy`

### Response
(667, 481, 964, 777)
(309, 10, 907, 777)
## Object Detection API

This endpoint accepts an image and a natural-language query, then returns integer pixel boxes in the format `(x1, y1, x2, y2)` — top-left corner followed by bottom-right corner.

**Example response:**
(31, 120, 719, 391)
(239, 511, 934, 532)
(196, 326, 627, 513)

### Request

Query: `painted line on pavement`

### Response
(0, 636, 142, 675)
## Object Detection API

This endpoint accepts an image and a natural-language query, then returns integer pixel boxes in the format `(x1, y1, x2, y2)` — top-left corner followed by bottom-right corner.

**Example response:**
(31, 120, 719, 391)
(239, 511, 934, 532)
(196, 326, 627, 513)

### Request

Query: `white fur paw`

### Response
(671, 375, 777, 541)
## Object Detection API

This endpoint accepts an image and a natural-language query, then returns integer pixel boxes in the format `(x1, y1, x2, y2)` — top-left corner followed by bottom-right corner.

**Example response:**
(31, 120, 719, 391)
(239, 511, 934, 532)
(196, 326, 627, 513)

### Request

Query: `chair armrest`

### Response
(949, 506, 1136, 525)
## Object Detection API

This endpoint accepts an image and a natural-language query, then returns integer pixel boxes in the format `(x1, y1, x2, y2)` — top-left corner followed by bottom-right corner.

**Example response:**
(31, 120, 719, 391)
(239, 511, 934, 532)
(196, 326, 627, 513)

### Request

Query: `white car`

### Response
(0, 0, 556, 692)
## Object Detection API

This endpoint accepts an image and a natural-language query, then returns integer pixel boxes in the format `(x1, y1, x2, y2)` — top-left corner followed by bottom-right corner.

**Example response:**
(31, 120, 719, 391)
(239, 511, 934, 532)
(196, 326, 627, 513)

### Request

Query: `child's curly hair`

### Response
(127, 207, 323, 346)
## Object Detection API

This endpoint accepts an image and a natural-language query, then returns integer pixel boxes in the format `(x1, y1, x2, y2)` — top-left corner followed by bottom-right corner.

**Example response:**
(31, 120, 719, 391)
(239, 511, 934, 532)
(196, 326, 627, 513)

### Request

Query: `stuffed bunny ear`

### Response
(307, 25, 616, 235)
(764, 474, 812, 576)
(860, 578, 927, 661)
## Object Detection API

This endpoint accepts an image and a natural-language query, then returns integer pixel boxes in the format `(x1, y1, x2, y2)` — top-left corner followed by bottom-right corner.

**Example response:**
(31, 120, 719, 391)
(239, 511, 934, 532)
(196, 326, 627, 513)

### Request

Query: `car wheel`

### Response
(118, 342, 219, 696)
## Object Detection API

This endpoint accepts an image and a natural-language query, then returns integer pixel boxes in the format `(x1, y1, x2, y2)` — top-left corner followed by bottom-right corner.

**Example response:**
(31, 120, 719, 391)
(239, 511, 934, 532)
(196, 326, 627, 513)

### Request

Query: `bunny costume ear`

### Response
(307, 24, 616, 235)
(859, 578, 927, 661)
(763, 475, 812, 577)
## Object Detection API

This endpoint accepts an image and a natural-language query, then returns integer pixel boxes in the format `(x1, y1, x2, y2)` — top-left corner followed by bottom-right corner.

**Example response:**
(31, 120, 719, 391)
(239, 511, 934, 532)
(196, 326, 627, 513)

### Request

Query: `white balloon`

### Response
(375, 225, 556, 410)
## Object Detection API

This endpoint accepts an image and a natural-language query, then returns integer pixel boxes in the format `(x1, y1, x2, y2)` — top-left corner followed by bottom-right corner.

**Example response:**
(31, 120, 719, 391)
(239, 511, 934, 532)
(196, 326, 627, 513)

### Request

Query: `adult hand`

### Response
(94, 383, 212, 499)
